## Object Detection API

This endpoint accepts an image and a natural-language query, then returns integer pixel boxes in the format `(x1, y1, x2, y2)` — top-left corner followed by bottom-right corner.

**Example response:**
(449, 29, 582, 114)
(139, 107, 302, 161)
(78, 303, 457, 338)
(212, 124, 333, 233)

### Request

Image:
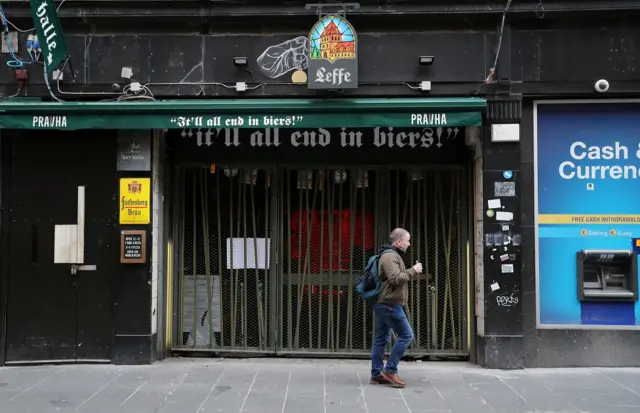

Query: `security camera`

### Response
(594, 79, 610, 93)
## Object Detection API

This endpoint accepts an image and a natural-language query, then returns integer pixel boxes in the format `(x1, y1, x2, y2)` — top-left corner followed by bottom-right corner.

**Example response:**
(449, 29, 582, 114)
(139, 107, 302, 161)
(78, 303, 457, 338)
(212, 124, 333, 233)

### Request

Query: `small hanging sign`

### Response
(29, 0, 69, 69)
(307, 14, 358, 90)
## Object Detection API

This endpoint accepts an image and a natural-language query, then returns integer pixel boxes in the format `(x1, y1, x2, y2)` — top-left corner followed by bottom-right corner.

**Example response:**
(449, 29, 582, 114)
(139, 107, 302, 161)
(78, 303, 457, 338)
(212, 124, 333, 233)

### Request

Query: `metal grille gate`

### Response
(174, 166, 468, 357)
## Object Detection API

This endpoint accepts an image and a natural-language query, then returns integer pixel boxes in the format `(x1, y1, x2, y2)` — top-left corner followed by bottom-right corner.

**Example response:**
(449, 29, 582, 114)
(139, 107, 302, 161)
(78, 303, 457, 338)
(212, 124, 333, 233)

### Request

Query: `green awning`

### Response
(0, 97, 486, 130)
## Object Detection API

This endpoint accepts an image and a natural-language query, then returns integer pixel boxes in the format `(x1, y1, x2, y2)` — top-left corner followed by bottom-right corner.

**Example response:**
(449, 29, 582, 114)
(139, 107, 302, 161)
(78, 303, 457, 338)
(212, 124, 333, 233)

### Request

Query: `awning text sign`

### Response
(182, 126, 462, 149)
(14, 111, 482, 130)
(169, 113, 451, 128)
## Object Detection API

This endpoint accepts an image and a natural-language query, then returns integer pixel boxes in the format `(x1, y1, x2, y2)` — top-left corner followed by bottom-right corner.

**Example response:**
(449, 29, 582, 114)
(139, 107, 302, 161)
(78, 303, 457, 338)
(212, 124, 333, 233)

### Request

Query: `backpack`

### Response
(355, 249, 395, 303)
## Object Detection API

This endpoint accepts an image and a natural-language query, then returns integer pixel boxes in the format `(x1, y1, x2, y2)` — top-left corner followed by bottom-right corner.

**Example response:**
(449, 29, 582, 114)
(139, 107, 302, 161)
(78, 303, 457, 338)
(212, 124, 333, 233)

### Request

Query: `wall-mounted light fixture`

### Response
(419, 56, 435, 66)
(233, 57, 248, 67)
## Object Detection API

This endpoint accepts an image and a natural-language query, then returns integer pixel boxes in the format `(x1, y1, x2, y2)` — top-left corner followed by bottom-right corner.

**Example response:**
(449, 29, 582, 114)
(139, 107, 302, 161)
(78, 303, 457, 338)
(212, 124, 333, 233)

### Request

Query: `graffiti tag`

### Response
(496, 293, 519, 308)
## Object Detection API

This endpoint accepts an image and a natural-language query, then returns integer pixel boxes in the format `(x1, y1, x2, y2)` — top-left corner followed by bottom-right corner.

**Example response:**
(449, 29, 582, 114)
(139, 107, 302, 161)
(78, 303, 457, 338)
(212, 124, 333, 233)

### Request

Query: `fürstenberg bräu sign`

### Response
(17, 112, 482, 130)
(29, 0, 68, 68)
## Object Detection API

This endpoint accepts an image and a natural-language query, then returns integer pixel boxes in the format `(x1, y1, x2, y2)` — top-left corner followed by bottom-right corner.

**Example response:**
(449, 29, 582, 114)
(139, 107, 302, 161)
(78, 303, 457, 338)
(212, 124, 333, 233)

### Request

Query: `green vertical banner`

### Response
(29, 0, 68, 68)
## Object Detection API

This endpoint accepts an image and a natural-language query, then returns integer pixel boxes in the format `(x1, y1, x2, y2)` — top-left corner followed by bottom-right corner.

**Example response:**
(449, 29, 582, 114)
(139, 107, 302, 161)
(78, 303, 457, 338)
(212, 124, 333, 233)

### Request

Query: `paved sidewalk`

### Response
(0, 358, 639, 413)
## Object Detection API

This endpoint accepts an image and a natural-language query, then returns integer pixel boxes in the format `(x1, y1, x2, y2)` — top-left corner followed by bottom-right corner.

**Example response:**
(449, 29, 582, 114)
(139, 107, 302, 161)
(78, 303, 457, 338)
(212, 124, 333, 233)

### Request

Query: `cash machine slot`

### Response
(577, 249, 638, 302)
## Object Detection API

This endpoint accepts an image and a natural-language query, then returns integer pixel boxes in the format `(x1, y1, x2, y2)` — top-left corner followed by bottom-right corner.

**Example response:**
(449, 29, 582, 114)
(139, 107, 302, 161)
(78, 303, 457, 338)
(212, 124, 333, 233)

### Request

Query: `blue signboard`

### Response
(536, 102, 640, 326)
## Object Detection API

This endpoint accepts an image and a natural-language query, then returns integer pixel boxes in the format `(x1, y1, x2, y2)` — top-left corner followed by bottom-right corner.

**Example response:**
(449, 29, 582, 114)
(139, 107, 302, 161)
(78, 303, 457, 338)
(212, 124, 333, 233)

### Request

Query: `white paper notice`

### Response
(490, 282, 500, 292)
(226, 238, 271, 270)
(488, 199, 501, 209)
(496, 211, 514, 221)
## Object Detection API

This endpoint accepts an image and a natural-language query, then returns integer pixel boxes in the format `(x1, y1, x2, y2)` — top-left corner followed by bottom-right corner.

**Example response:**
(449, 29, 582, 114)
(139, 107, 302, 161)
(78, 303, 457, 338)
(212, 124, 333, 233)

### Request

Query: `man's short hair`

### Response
(389, 228, 409, 244)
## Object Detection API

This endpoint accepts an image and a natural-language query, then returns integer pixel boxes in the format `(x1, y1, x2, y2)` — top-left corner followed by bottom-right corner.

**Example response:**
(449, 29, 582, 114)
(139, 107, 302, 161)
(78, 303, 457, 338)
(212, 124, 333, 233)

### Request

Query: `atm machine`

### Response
(577, 249, 638, 302)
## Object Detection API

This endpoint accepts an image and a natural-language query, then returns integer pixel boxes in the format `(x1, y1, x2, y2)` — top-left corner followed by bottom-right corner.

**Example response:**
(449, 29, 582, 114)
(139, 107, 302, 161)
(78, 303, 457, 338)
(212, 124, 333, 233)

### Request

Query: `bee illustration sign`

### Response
(308, 14, 358, 90)
(119, 178, 151, 224)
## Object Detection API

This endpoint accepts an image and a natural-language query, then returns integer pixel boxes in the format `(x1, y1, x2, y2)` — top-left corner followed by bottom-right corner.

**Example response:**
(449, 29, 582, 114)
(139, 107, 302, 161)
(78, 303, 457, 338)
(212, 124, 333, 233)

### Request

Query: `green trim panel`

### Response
(0, 98, 486, 130)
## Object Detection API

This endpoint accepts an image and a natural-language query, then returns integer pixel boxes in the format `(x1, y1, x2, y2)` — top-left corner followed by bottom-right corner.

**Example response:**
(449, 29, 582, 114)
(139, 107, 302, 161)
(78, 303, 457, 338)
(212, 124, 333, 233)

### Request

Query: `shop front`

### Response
(164, 100, 484, 357)
(526, 100, 640, 367)
(0, 96, 486, 363)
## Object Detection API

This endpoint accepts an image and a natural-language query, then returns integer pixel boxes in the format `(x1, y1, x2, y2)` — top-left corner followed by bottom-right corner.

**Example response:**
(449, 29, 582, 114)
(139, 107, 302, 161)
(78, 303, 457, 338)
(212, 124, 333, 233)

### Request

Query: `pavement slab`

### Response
(0, 358, 638, 413)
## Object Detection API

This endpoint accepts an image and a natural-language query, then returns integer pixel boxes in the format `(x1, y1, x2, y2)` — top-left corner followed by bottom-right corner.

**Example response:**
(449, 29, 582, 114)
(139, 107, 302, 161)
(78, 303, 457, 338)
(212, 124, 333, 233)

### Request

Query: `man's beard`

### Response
(396, 246, 407, 253)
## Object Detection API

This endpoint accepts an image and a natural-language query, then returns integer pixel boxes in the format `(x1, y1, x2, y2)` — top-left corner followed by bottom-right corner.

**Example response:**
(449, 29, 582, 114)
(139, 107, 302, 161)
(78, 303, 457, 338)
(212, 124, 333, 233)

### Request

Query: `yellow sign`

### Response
(539, 214, 640, 225)
(119, 178, 151, 224)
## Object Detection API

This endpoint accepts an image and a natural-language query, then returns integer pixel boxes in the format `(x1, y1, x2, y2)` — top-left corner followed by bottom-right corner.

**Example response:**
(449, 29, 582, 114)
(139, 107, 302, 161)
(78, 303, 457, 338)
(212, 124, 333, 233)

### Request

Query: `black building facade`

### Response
(0, 0, 640, 368)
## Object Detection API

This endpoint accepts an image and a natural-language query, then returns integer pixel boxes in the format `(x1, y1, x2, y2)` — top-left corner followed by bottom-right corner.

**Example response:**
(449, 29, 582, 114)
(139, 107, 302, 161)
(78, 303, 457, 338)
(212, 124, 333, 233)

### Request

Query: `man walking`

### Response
(370, 228, 423, 388)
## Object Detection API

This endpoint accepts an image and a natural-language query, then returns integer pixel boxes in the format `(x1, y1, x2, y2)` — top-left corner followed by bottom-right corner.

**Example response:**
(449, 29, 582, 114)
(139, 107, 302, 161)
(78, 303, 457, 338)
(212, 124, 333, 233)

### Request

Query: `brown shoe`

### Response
(381, 371, 406, 388)
(369, 375, 392, 385)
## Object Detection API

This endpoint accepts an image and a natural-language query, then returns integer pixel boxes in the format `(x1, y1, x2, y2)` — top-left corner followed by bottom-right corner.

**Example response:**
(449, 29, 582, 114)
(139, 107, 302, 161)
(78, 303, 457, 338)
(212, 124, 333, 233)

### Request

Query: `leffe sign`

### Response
(307, 14, 358, 90)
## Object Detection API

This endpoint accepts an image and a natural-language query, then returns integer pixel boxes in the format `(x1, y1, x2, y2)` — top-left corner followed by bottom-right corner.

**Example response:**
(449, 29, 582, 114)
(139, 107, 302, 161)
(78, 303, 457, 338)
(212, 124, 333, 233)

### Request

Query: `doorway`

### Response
(3, 130, 115, 363)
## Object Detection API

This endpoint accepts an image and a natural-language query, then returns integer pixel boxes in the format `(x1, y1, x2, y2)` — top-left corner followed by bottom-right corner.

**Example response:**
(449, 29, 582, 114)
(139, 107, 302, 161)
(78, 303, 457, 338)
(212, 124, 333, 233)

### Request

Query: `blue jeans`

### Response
(370, 303, 414, 377)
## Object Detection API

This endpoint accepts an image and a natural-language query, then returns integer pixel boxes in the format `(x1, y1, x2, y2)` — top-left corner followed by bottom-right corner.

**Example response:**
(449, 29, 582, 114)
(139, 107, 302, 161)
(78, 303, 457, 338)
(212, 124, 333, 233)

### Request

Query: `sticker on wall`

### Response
(501, 264, 514, 273)
(500, 253, 510, 262)
(496, 211, 514, 221)
(512, 234, 521, 246)
(490, 282, 500, 292)
(486, 209, 495, 218)
(119, 178, 151, 225)
(488, 199, 501, 209)
(503, 170, 513, 179)
(485, 233, 495, 246)
(495, 181, 516, 197)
